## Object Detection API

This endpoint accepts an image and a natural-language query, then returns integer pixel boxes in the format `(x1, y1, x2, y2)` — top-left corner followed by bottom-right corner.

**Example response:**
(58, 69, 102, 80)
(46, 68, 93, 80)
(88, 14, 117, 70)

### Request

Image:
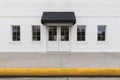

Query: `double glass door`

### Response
(47, 25, 70, 51)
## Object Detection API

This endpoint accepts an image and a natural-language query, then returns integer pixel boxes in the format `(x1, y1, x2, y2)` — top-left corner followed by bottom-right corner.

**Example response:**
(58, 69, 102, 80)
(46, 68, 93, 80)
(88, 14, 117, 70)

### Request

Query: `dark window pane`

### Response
(37, 32, 40, 36)
(17, 26, 20, 31)
(77, 33, 81, 35)
(13, 32, 16, 37)
(32, 25, 41, 41)
(17, 32, 20, 36)
(101, 37, 105, 41)
(77, 25, 86, 41)
(97, 25, 106, 41)
(98, 36, 101, 40)
(61, 26, 69, 41)
(82, 32, 85, 36)
(82, 38, 85, 41)
(37, 37, 40, 41)
(17, 36, 20, 41)
(12, 25, 20, 41)
(102, 32, 105, 36)
(77, 37, 80, 41)
(13, 37, 16, 41)
(33, 32, 36, 37)
(33, 37, 36, 41)
(49, 26, 57, 41)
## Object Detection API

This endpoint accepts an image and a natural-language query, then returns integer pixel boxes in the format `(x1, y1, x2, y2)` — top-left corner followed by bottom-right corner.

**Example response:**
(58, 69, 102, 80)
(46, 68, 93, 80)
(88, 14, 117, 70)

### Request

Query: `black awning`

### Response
(41, 12, 76, 25)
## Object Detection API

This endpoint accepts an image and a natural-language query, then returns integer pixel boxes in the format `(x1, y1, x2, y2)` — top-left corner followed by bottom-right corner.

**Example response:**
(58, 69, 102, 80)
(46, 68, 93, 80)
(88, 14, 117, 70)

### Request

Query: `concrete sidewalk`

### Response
(0, 52, 120, 80)
(0, 52, 119, 68)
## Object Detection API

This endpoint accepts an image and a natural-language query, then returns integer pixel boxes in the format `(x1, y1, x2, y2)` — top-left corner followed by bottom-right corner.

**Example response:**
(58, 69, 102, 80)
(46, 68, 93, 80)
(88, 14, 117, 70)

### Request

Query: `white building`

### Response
(0, 0, 120, 52)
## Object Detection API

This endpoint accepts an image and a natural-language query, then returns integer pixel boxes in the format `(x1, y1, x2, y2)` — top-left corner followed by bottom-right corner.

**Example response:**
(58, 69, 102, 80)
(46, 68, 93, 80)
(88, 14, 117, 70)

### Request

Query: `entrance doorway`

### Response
(47, 25, 70, 52)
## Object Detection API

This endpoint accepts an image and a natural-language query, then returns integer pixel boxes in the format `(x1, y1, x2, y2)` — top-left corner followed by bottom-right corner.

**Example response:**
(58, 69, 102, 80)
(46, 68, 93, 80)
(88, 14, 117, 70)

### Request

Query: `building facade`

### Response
(0, 0, 120, 52)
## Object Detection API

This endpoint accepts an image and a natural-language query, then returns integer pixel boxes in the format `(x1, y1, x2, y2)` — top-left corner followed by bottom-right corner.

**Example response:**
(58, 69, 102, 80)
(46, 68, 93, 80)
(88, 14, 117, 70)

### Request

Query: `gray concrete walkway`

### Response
(0, 52, 120, 68)
(0, 52, 120, 80)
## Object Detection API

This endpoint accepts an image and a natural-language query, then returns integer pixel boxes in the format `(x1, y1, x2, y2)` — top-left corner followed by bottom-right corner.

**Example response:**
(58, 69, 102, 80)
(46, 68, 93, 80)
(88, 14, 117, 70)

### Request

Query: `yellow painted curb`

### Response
(0, 68, 119, 76)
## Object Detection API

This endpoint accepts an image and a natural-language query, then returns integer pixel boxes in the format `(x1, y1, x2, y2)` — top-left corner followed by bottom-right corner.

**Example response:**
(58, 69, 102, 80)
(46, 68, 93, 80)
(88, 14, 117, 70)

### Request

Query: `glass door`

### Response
(59, 26, 70, 51)
(47, 26, 58, 51)
(47, 25, 70, 52)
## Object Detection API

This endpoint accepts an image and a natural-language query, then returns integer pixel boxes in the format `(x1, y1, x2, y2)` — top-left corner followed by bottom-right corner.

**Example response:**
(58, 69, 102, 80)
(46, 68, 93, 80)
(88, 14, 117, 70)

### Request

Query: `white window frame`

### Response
(31, 25, 41, 41)
(11, 25, 21, 42)
(77, 25, 86, 41)
(97, 25, 107, 41)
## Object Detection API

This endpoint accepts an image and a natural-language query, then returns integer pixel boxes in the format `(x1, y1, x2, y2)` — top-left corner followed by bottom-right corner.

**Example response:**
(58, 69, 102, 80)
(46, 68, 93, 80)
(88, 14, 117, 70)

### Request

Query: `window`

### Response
(32, 25, 41, 41)
(48, 26, 57, 41)
(77, 25, 86, 41)
(12, 25, 20, 41)
(97, 25, 106, 41)
(61, 26, 69, 41)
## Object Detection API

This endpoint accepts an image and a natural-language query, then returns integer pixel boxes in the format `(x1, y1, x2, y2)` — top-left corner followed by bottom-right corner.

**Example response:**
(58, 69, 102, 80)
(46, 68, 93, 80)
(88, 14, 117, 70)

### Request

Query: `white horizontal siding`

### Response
(0, 0, 119, 17)
(0, 0, 119, 6)
(0, 18, 46, 52)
